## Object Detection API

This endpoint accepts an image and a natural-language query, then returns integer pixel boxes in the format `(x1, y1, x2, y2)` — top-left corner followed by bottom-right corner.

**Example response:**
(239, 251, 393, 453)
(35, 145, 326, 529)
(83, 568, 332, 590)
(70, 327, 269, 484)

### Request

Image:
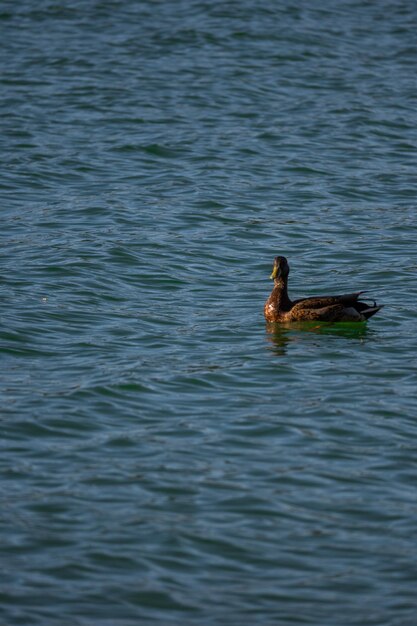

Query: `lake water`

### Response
(2, 1, 417, 624)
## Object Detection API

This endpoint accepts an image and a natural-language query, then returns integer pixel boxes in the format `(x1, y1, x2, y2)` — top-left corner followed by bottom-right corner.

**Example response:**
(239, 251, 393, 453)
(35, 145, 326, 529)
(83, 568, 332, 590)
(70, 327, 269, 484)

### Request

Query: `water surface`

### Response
(2, 1, 417, 624)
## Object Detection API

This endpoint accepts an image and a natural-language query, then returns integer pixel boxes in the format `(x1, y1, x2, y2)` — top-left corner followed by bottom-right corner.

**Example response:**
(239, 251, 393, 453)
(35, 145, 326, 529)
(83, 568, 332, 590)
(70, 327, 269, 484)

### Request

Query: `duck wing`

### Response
(289, 294, 382, 322)
(287, 303, 358, 322)
(291, 291, 366, 308)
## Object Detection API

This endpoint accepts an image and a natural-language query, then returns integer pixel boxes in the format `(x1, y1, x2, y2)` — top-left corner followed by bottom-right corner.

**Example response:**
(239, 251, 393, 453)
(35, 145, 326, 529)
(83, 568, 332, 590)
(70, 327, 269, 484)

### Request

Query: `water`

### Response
(1, 1, 417, 624)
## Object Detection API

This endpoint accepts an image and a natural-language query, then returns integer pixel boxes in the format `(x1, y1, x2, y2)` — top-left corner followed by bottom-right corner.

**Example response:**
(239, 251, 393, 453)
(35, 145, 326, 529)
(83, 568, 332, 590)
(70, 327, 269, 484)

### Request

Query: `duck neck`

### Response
(271, 278, 292, 311)
(268, 278, 292, 314)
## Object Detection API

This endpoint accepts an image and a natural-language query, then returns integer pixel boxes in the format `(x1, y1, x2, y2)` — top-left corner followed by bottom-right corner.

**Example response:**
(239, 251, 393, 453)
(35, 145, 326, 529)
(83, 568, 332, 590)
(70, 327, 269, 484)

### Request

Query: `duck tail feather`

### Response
(362, 305, 383, 320)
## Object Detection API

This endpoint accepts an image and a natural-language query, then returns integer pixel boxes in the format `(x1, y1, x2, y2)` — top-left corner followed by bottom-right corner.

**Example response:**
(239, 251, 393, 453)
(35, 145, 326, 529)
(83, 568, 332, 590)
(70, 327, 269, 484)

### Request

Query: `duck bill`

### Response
(270, 267, 281, 280)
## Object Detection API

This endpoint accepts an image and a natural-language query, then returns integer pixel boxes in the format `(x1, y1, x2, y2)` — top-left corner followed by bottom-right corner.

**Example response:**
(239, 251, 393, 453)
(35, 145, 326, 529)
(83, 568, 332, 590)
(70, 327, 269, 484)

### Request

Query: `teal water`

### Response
(2, 1, 417, 624)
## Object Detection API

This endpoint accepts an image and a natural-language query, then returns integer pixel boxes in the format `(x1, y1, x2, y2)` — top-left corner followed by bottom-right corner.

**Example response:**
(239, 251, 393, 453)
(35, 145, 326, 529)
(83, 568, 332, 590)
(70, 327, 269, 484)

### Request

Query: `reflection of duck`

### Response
(266, 319, 369, 357)
(264, 256, 382, 323)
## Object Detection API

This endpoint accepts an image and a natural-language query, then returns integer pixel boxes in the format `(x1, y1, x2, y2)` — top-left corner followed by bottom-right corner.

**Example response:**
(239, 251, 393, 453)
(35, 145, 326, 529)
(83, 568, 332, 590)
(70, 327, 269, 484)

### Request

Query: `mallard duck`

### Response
(264, 256, 382, 323)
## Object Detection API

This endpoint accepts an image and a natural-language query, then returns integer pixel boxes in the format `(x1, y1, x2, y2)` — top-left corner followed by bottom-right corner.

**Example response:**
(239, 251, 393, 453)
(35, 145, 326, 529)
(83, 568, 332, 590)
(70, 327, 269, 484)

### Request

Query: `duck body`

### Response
(264, 256, 382, 323)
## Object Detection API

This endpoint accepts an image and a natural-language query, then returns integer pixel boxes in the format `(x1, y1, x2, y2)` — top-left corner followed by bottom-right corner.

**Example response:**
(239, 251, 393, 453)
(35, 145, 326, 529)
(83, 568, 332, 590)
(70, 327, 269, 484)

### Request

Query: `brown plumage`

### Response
(264, 256, 383, 323)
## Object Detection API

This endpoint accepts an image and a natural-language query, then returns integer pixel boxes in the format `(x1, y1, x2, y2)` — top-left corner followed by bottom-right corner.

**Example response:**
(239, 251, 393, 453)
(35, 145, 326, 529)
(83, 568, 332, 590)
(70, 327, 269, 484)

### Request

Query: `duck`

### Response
(264, 256, 382, 323)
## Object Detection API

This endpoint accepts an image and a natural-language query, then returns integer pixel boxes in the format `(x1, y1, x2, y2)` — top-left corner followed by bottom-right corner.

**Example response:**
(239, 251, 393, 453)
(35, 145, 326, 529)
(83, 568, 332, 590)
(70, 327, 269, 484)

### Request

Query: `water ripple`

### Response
(2, 0, 417, 624)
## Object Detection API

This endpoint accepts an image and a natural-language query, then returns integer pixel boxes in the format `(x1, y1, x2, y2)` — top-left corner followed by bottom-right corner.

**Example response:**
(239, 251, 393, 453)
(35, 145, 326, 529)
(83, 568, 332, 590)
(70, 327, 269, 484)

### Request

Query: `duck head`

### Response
(270, 256, 290, 281)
